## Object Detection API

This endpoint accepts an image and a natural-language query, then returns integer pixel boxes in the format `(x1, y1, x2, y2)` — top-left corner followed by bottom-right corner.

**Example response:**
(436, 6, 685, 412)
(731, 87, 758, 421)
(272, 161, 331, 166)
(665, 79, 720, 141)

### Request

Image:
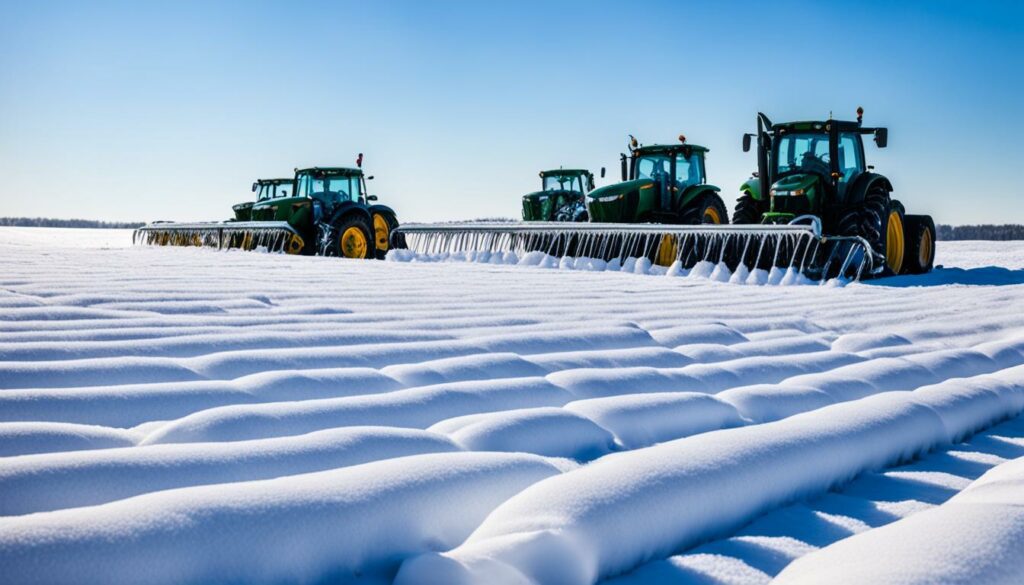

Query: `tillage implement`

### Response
(134, 156, 399, 259)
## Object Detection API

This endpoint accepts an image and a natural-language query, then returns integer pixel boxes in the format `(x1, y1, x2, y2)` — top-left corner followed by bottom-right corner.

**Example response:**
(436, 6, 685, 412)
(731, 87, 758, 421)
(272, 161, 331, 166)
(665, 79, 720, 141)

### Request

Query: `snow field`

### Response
(774, 448, 1024, 585)
(604, 407, 1024, 584)
(2, 230, 1024, 584)
(395, 369, 1024, 584)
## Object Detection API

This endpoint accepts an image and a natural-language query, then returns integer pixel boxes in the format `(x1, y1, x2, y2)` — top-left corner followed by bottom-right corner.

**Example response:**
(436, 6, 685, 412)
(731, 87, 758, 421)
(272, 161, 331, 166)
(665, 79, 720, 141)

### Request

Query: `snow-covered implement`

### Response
(135, 158, 400, 259)
(392, 218, 883, 281)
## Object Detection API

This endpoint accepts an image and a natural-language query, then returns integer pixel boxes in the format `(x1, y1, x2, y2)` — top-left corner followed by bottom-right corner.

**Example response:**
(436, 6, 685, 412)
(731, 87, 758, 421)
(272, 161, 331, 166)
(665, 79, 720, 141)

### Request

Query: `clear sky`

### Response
(1, 0, 1022, 224)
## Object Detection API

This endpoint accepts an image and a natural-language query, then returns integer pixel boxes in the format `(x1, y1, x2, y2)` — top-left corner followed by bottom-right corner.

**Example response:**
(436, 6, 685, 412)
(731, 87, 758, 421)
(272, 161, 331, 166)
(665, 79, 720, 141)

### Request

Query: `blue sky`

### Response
(1, 0, 1022, 223)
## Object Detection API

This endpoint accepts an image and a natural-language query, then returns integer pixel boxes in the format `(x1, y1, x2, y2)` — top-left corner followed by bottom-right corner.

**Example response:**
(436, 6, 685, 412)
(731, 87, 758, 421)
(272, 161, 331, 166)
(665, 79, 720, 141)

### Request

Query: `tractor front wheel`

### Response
(328, 216, 374, 259)
(732, 194, 765, 224)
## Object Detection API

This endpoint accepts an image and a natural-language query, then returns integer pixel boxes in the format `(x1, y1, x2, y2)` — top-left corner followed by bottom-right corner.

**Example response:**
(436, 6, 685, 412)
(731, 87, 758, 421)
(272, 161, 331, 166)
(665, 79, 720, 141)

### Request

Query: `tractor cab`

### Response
(741, 110, 888, 225)
(522, 169, 595, 221)
(588, 135, 723, 224)
(251, 167, 369, 225)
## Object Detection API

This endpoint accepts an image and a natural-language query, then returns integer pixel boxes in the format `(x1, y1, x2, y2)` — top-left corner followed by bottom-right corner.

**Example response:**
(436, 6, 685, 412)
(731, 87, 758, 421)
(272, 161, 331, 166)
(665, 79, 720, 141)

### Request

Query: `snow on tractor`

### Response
(135, 155, 400, 259)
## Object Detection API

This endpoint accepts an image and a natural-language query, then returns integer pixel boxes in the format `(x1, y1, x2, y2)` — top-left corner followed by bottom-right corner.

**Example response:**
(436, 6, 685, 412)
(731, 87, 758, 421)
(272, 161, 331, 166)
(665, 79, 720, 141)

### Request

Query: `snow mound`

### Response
(0, 452, 562, 585)
(430, 407, 615, 460)
(775, 455, 1024, 585)
(0, 426, 459, 516)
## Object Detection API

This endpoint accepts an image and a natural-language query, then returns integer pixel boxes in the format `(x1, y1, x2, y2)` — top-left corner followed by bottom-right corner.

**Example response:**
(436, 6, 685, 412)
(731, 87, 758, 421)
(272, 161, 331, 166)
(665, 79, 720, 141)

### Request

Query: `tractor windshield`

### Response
(636, 155, 672, 183)
(543, 174, 584, 193)
(636, 153, 704, 189)
(774, 133, 831, 177)
(297, 173, 362, 203)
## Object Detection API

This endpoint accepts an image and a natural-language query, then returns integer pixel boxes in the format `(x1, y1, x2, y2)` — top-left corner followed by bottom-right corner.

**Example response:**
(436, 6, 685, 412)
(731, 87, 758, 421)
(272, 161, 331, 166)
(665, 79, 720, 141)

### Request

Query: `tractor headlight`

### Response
(792, 188, 806, 196)
(597, 194, 623, 203)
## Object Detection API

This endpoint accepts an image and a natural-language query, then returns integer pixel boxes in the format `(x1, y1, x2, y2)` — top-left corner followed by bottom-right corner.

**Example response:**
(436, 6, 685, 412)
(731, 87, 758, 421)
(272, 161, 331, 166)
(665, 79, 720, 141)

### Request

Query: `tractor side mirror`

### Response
(600, 167, 606, 178)
(366, 175, 375, 180)
(874, 128, 888, 148)
(742, 134, 752, 152)
(366, 195, 378, 201)
(252, 182, 258, 192)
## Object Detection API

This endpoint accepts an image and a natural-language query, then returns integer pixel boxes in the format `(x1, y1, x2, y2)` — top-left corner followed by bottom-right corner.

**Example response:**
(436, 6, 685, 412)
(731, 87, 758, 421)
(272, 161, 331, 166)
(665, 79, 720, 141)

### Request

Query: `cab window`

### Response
(674, 153, 704, 189)
(838, 134, 864, 181)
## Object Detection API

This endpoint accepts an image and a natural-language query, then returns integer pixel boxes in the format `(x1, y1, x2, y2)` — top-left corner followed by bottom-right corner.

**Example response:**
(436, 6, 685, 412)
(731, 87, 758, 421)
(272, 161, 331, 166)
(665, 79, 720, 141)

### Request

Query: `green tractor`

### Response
(136, 155, 400, 259)
(734, 109, 935, 275)
(587, 135, 728, 226)
(521, 169, 597, 222)
(232, 178, 294, 222)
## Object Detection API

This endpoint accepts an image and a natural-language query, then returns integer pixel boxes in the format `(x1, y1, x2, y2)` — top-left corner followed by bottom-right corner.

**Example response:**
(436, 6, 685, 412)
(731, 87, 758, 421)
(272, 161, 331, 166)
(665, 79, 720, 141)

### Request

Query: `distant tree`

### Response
(935, 224, 1024, 240)
(0, 217, 145, 229)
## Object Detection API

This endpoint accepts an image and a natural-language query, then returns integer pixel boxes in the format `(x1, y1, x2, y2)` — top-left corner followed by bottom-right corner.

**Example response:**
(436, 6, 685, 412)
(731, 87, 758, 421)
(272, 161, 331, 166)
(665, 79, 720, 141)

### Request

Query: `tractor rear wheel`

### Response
(885, 200, 907, 275)
(732, 194, 765, 224)
(681, 193, 729, 225)
(328, 216, 374, 259)
(372, 212, 399, 259)
(903, 214, 936, 274)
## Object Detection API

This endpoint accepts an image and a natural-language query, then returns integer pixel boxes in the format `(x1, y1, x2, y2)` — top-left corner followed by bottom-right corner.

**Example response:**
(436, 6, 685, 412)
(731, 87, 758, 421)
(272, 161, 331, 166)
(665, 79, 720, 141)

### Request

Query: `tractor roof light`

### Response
(857, 106, 864, 125)
(678, 134, 686, 144)
(356, 153, 364, 168)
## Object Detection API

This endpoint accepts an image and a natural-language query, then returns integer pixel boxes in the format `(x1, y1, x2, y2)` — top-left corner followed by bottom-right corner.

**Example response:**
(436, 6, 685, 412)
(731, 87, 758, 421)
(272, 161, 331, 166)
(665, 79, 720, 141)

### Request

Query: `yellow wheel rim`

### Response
(704, 206, 722, 224)
(373, 214, 389, 253)
(287, 234, 304, 255)
(885, 210, 905, 274)
(918, 226, 933, 268)
(340, 226, 368, 258)
(656, 235, 679, 267)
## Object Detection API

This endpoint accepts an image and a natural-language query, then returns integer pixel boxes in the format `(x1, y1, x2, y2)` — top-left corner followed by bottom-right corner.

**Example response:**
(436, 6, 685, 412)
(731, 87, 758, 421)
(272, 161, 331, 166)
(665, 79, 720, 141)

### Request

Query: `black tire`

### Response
(327, 215, 374, 259)
(732, 194, 765, 224)
(372, 212, 399, 260)
(680, 193, 729, 225)
(833, 186, 891, 277)
(903, 214, 936, 274)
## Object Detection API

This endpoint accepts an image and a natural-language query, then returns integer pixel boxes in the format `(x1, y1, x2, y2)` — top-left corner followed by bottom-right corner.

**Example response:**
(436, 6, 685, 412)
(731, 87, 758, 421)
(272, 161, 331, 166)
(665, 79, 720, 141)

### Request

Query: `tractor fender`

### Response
(845, 172, 893, 206)
(677, 184, 720, 210)
(367, 203, 397, 219)
(326, 201, 373, 227)
(740, 178, 762, 201)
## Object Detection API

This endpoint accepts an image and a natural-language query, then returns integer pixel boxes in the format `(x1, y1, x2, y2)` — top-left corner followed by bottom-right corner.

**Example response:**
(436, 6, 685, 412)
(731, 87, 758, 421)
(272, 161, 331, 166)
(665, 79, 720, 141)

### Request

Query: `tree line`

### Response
(0, 217, 145, 229)
(935, 224, 1024, 241)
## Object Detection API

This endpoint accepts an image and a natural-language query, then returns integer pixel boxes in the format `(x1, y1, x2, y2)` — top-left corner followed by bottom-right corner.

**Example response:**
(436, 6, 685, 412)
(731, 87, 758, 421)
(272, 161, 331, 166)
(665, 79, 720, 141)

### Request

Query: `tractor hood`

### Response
(587, 178, 653, 203)
(586, 178, 653, 222)
(770, 173, 818, 195)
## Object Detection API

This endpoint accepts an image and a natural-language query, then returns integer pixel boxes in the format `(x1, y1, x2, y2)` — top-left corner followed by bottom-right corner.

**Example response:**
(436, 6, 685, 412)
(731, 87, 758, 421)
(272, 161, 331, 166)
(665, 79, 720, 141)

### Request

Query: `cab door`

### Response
(836, 133, 866, 203)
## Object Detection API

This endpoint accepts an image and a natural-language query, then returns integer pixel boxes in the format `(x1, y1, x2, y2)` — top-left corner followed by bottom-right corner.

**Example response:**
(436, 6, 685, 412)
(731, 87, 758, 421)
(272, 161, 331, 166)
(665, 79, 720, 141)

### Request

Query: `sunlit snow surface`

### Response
(1, 227, 1024, 585)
